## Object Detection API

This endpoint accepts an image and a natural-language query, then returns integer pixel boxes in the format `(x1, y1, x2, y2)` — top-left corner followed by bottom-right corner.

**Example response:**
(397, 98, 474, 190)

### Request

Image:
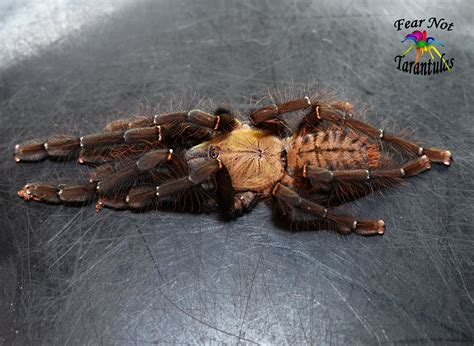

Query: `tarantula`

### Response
(14, 95, 452, 236)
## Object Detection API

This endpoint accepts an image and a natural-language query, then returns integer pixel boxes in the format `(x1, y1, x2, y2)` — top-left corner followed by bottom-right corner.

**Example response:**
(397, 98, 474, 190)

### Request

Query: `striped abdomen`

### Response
(286, 127, 379, 173)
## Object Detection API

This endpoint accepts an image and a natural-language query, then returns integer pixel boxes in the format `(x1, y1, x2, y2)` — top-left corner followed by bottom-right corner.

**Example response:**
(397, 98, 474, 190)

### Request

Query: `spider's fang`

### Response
(271, 183, 282, 197)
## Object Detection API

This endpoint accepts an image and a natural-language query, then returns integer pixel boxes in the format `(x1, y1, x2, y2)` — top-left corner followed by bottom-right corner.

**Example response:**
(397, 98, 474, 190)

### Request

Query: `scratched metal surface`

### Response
(1, 0, 473, 344)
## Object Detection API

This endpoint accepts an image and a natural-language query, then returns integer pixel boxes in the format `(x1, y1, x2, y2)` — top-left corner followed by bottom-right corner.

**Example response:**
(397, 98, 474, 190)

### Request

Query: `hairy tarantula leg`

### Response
(272, 183, 385, 236)
(14, 135, 80, 162)
(95, 149, 173, 194)
(249, 97, 312, 135)
(17, 182, 96, 204)
(154, 109, 239, 133)
(303, 155, 432, 183)
(78, 141, 164, 164)
(309, 107, 452, 166)
(96, 194, 129, 211)
(250, 97, 312, 124)
(104, 116, 154, 132)
(14, 125, 165, 163)
(328, 101, 354, 116)
(125, 159, 221, 209)
(81, 126, 165, 149)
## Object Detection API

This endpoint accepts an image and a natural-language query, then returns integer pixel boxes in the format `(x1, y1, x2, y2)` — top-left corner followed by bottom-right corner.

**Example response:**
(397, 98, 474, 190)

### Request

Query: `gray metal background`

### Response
(1, 0, 473, 344)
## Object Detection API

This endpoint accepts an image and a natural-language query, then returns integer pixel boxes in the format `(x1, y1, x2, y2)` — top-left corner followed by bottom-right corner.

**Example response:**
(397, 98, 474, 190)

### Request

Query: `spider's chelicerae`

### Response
(14, 94, 452, 236)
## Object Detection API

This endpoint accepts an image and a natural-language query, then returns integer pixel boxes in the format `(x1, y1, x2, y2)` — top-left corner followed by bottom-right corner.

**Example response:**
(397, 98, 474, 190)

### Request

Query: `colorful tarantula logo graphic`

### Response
(401, 30, 451, 71)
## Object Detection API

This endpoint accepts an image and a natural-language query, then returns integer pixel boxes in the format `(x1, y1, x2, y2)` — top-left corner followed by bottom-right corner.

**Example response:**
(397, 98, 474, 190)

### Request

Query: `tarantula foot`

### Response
(17, 185, 31, 200)
(95, 201, 104, 212)
(354, 219, 385, 236)
(17, 183, 60, 203)
(441, 150, 452, 166)
(422, 148, 452, 166)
